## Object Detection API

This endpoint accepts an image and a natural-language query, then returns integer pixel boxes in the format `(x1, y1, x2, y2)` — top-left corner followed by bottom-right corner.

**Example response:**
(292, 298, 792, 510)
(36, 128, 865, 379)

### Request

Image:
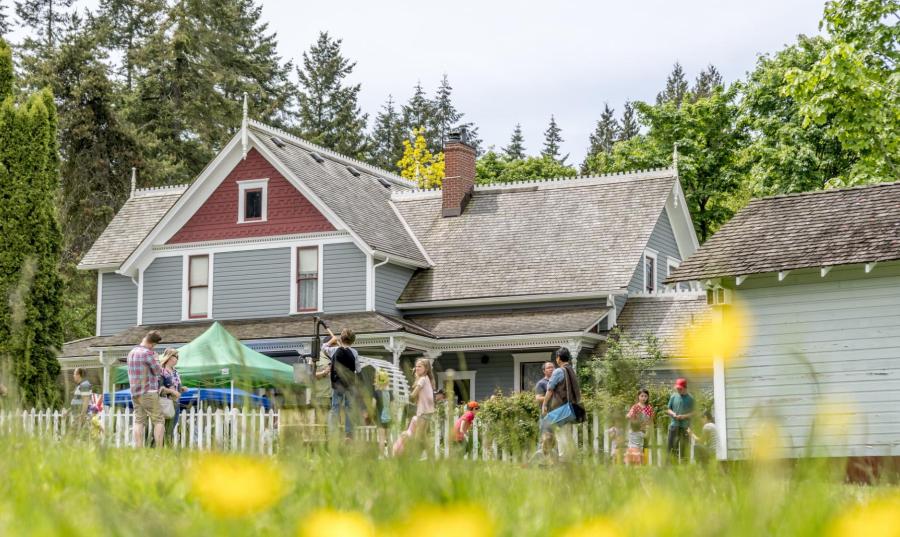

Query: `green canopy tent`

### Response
(115, 322, 294, 405)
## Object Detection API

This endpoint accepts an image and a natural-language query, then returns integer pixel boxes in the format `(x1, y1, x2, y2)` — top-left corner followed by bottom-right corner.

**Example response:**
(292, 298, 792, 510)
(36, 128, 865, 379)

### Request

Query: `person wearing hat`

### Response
(666, 378, 695, 463)
(453, 401, 480, 456)
(159, 348, 187, 446)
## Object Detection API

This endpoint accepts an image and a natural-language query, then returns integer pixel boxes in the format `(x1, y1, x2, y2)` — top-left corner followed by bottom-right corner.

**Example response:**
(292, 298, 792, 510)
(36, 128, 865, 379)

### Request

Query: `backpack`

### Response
(330, 346, 357, 390)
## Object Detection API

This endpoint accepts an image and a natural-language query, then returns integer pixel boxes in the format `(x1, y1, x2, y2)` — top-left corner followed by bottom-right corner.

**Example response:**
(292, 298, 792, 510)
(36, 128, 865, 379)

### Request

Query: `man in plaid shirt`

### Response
(128, 330, 164, 448)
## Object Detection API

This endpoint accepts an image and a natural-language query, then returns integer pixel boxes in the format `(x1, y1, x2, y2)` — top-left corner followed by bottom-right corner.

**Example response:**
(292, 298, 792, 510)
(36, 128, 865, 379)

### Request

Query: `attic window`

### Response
(643, 249, 658, 293)
(237, 179, 268, 223)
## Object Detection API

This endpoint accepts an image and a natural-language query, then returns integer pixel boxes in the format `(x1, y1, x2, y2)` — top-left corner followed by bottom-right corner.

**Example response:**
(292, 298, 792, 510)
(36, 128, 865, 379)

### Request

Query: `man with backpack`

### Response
(540, 347, 583, 462)
(322, 327, 361, 439)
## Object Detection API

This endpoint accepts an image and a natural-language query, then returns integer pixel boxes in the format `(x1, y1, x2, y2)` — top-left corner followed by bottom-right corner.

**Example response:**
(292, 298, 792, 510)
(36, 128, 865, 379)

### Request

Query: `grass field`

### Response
(1, 435, 897, 537)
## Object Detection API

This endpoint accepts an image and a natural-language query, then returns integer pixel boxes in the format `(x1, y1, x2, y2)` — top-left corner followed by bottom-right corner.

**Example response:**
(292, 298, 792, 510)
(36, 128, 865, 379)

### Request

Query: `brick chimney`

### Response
(442, 127, 476, 217)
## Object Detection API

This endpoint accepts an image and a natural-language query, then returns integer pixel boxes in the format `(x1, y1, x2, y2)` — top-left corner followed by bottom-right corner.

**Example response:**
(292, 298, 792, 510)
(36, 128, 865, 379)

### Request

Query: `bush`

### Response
(477, 390, 540, 454)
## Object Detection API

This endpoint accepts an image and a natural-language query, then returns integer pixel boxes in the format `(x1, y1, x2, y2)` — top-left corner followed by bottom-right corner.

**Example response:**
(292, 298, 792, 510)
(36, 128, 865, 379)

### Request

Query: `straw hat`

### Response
(159, 348, 179, 368)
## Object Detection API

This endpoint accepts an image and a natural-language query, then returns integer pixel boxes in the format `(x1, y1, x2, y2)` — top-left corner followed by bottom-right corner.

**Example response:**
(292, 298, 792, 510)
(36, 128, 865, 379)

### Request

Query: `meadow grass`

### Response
(1, 434, 895, 537)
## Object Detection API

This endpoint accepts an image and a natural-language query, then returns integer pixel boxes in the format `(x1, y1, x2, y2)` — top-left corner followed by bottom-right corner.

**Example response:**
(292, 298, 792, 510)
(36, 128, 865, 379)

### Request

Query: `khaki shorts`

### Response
(133, 392, 164, 427)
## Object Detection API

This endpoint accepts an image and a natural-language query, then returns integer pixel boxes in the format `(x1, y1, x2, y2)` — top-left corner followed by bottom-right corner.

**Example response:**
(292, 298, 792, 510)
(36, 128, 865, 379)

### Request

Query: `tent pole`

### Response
(230, 378, 235, 409)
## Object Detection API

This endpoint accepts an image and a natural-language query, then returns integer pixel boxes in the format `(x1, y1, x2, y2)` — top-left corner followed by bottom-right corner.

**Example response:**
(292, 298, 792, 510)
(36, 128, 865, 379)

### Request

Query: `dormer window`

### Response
(237, 179, 268, 223)
(644, 249, 657, 293)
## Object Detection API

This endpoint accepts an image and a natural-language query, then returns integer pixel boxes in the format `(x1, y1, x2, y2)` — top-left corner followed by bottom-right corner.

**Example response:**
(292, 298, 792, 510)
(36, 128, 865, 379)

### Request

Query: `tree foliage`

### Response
(369, 95, 405, 173)
(503, 123, 526, 160)
(582, 103, 618, 172)
(541, 114, 567, 164)
(619, 101, 639, 141)
(657, 61, 689, 107)
(476, 151, 576, 184)
(397, 128, 445, 189)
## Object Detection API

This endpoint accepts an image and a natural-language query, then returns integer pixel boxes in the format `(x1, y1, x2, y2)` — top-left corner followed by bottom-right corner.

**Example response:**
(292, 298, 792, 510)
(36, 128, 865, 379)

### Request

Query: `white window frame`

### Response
(237, 178, 269, 224)
(436, 370, 477, 402)
(643, 249, 658, 294)
(666, 257, 681, 290)
(289, 244, 323, 314)
(182, 253, 213, 320)
(512, 352, 553, 393)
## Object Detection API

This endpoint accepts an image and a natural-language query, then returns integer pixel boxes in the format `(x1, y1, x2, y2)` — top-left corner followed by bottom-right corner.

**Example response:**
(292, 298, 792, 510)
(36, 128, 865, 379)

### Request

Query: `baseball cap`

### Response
(675, 378, 687, 389)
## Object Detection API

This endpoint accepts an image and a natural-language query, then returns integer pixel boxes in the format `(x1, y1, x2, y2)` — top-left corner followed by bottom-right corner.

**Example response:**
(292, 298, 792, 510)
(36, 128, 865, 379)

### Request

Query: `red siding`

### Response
(167, 149, 335, 244)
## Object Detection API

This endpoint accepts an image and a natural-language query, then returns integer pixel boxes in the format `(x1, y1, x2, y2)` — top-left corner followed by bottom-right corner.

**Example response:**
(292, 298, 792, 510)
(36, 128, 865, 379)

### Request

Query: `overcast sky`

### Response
(262, 0, 826, 164)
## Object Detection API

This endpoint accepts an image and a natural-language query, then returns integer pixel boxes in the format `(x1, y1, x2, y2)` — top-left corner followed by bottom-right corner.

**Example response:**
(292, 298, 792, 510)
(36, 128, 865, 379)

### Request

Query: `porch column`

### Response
(99, 350, 118, 433)
(384, 337, 407, 368)
(563, 340, 584, 369)
(422, 349, 442, 364)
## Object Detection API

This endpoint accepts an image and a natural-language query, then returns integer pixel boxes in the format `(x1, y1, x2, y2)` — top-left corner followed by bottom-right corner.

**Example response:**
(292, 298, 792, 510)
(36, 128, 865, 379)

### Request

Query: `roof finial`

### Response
(130, 167, 137, 196)
(673, 142, 679, 177)
(241, 92, 249, 160)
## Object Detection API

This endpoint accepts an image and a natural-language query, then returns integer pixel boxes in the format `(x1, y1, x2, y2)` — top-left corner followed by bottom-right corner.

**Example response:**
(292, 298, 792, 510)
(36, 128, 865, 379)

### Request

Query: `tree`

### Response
(369, 95, 406, 173)
(402, 81, 435, 146)
(295, 31, 367, 158)
(541, 115, 568, 164)
(619, 101, 639, 141)
(96, 0, 166, 89)
(582, 104, 618, 172)
(475, 152, 576, 184)
(657, 61, 689, 107)
(0, 39, 64, 408)
(397, 128, 444, 189)
(691, 64, 724, 101)
(503, 123, 526, 160)
(432, 74, 460, 150)
(739, 35, 855, 195)
(0, 3, 11, 36)
(15, 0, 75, 54)
(784, 0, 899, 183)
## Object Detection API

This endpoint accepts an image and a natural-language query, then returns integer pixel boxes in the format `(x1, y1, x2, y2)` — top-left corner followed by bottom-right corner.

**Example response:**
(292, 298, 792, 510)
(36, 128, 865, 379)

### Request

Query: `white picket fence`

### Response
(1, 406, 695, 464)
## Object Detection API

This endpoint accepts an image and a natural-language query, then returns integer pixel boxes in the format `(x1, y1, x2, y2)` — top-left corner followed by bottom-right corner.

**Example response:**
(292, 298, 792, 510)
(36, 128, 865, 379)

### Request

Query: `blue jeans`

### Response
(329, 390, 354, 437)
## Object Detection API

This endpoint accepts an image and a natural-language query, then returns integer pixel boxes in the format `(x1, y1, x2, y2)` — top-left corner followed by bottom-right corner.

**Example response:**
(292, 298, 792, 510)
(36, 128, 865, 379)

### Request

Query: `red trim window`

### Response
(188, 255, 210, 318)
(297, 247, 318, 311)
(244, 188, 263, 221)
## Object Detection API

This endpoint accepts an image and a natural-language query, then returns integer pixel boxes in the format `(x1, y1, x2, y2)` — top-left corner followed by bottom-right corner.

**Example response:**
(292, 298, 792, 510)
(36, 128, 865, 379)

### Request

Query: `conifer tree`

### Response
(503, 123, 526, 160)
(0, 39, 63, 408)
(15, 0, 75, 57)
(542, 115, 568, 164)
(432, 74, 460, 150)
(619, 101, 639, 141)
(96, 0, 166, 89)
(692, 64, 723, 101)
(657, 61, 689, 107)
(402, 81, 434, 146)
(0, 4, 10, 36)
(295, 31, 366, 158)
(369, 95, 405, 173)
(583, 104, 619, 171)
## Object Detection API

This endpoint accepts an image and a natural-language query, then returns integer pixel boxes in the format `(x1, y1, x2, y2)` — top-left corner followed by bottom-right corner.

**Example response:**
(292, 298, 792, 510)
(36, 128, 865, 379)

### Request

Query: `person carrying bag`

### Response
(539, 347, 585, 462)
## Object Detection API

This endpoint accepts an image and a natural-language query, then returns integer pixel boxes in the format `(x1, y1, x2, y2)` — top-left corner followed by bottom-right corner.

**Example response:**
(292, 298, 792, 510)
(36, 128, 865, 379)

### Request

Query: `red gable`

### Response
(167, 149, 334, 244)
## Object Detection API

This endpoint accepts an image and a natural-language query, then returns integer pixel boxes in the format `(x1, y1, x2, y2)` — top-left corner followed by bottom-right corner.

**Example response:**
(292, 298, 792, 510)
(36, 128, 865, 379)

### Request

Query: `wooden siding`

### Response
(167, 148, 334, 244)
(142, 256, 183, 324)
(374, 263, 414, 316)
(322, 242, 367, 313)
(724, 262, 900, 459)
(212, 248, 290, 320)
(100, 273, 137, 336)
(434, 352, 515, 401)
(628, 208, 681, 294)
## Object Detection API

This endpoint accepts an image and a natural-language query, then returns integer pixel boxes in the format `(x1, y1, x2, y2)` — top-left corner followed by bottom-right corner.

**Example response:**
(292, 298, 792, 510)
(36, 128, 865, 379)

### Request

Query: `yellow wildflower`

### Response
(394, 504, 495, 537)
(298, 509, 376, 537)
(680, 301, 751, 367)
(189, 454, 284, 518)
(828, 496, 900, 537)
(560, 517, 621, 537)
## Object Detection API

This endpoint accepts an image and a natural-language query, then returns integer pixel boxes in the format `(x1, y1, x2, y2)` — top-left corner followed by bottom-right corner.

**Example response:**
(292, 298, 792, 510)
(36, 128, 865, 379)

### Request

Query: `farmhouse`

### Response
(63, 120, 707, 402)
(669, 182, 900, 460)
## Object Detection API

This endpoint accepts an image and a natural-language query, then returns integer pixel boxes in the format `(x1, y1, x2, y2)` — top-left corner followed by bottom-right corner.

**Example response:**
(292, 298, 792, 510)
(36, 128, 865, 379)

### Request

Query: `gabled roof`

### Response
(616, 293, 710, 356)
(393, 170, 681, 304)
(669, 181, 900, 282)
(77, 185, 187, 269)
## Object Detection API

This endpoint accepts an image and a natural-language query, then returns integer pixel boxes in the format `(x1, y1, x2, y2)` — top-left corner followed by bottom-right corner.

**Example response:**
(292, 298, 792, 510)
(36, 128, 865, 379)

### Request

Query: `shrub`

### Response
(477, 390, 540, 454)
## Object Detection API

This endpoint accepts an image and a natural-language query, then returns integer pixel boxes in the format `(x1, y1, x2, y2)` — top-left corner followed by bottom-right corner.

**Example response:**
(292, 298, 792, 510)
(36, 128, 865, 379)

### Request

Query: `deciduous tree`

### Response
(398, 128, 444, 189)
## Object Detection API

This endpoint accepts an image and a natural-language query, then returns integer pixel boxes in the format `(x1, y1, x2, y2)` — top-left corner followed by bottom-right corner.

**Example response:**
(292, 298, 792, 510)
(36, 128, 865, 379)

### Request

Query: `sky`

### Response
(7, 0, 828, 165)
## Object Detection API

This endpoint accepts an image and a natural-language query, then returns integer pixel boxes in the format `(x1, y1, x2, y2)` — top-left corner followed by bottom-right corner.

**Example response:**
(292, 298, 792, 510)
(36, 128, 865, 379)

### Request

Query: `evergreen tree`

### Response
(369, 94, 405, 173)
(541, 115, 568, 164)
(503, 123, 526, 160)
(432, 74, 460, 150)
(656, 61, 689, 107)
(295, 31, 366, 158)
(619, 101, 639, 141)
(583, 104, 618, 171)
(15, 0, 75, 54)
(0, 3, 11, 36)
(96, 0, 166, 89)
(0, 39, 64, 408)
(692, 64, 723, 101)
(402, 81, 435, 146)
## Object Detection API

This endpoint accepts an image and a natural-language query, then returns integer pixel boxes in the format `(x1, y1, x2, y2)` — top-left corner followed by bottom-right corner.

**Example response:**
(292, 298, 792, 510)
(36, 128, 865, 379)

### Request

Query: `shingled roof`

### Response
(405, 306, 609, 338)
(78, 185, 187, 269)
(393, 170, 678, 304)
(669, 181, 900, 282)
(616, 294, 709, 356)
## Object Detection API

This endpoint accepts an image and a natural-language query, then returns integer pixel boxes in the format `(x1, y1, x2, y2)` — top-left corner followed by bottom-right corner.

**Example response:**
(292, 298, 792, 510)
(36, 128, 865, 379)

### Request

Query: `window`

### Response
(297, 247, 318, 311)
(237, 179, 268, 223)
(188, 255, 210, 318)
(644, 250, 657, 293)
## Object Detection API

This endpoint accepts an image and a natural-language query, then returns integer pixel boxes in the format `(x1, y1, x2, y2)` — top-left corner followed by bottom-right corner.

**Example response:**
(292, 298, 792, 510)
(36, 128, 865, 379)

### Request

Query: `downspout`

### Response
(371, 257, 391, 311)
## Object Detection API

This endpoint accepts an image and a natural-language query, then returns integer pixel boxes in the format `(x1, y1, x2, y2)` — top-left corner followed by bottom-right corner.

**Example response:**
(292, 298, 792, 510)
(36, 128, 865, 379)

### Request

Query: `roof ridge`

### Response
(754, 180, 900, 203)
(248, 120, 417, 189)
(132, 184, 189, 198)
(474, 168, 674, 192)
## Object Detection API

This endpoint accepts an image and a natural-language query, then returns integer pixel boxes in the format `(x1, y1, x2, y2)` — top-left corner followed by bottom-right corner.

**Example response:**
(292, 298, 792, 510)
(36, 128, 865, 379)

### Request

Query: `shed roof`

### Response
(669, 181, 900, 282)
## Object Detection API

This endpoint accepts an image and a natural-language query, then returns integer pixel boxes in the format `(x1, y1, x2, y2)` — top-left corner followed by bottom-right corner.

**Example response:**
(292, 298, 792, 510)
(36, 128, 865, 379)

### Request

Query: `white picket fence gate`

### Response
(1, 405, 696, 464)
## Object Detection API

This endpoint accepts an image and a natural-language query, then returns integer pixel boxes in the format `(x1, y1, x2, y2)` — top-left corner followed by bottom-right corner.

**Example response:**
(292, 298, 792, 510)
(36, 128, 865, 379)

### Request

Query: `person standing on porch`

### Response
(666, 378, 695, 463)
(323, 327, 361, 439)
(127, 330, 165, 448)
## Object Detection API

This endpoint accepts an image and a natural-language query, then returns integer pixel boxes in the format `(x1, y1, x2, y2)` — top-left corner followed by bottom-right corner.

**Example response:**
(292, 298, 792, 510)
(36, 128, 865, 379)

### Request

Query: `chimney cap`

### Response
(447, 126, 471, 146)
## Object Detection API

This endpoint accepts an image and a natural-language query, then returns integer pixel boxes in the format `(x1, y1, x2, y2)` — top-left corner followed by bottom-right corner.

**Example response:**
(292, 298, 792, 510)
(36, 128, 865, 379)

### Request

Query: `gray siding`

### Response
(100, 273, 137, 336)
(213, 248, 290, 320)
(724, 263, 900, 459)
(628, 208, 681, 293)
(434, 352, 516, 401)
(375, 263, 415, 315)
(323, 242, 367, 313)
(142, 256, 183, 324)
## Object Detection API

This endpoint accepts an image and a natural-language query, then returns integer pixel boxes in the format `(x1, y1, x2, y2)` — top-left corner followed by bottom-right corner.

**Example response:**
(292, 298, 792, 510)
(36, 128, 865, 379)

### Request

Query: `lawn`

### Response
(0, 436, 896, 537)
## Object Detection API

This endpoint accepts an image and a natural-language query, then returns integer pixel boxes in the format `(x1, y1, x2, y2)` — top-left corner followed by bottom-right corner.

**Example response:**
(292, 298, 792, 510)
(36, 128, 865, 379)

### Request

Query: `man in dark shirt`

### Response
(666, 378, 695, 463)
(533, 362, 555, 404)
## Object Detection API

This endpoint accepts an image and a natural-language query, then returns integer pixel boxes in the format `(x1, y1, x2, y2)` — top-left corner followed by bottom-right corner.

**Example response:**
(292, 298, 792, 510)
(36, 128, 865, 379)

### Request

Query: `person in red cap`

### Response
(666, 378, 695, 463)
(453, 401, 480, 456)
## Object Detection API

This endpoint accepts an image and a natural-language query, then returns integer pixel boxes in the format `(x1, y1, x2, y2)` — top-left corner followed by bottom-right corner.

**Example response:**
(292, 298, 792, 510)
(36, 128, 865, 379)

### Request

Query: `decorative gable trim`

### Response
(666, 180, 700, 260)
